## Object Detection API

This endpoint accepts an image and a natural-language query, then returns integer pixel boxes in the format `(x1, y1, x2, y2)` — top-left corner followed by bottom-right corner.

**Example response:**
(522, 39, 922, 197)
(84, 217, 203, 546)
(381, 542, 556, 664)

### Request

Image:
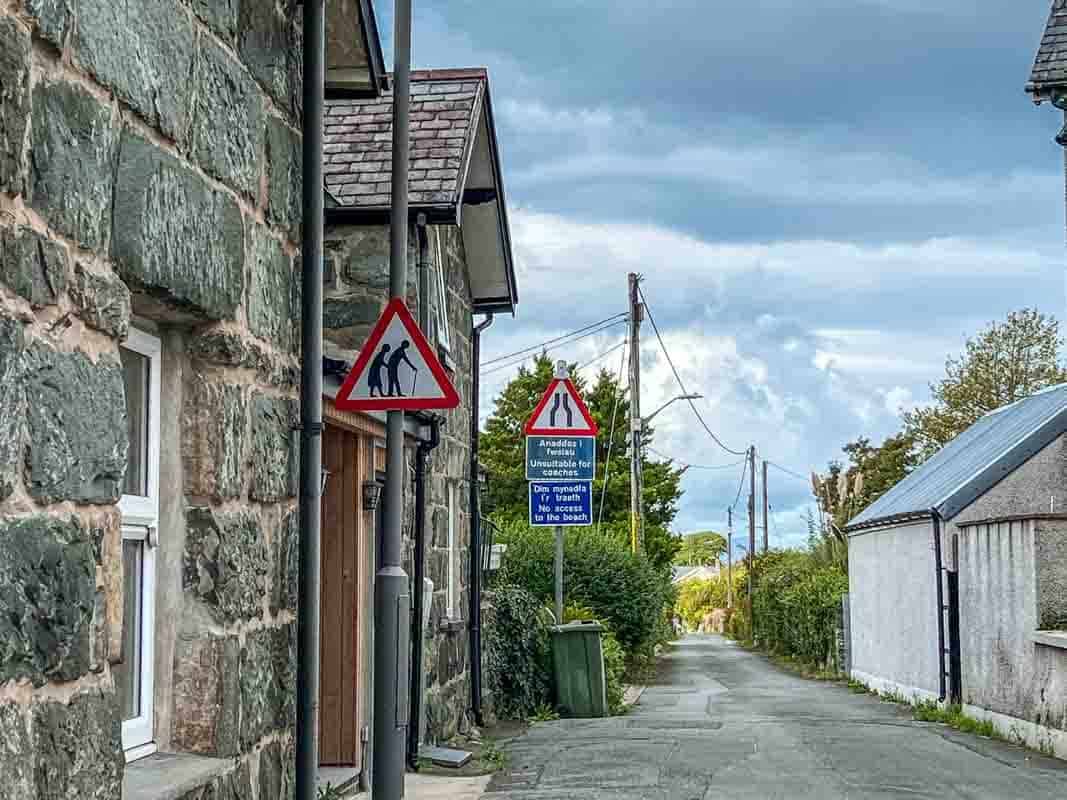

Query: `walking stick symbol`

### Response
(411, 367, 418, 397)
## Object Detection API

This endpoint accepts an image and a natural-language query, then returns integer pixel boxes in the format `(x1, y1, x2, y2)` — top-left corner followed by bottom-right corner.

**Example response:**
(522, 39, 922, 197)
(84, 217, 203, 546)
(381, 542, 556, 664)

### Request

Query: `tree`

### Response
(674, 531, 727, 566)
(903, 309, 1067, 460)
(480, 354, 685, 569)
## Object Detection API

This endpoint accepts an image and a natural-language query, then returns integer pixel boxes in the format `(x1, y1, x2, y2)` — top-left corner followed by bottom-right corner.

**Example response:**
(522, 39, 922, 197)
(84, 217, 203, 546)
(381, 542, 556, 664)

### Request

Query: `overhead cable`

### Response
(481, 317, 629, 375)
(646, 447, 746, 471)
(480, 313, 628, 367)
(637, 287, 748, 457)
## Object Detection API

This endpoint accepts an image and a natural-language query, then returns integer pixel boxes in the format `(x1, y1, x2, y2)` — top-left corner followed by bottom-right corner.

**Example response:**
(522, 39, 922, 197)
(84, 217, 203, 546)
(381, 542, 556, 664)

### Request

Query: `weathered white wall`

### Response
(957, 517, 1067, 755)
(848, 519, 941, 698)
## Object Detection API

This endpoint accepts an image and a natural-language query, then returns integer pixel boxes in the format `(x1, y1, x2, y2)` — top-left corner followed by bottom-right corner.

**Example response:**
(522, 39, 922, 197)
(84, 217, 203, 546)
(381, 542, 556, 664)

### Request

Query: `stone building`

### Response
(320, 67, 517, 767)
(845, 386, 1067, 759)
(0, 2, 386, 798)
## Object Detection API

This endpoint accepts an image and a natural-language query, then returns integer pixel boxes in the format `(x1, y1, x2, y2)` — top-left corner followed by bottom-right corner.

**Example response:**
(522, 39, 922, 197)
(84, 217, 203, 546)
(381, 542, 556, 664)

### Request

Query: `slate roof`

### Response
(1028, 1, 1067, 96)
(323, 69, 485, 208)
(848, 384, 1067, 530)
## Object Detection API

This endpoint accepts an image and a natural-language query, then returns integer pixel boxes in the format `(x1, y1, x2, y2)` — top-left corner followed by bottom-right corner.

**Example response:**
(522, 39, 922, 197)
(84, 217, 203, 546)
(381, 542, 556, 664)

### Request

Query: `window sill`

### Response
(123, 752, 230, 800)
(1033, 631, 1067, 650)
(439, 617, 465, 634)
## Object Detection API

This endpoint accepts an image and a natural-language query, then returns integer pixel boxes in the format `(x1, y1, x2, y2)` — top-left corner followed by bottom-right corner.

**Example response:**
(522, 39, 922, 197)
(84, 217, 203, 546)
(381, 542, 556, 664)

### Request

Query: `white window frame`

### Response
(446, 484, 457, 619)
(118, 328, 161, 760)
(432, 231, 452, 352)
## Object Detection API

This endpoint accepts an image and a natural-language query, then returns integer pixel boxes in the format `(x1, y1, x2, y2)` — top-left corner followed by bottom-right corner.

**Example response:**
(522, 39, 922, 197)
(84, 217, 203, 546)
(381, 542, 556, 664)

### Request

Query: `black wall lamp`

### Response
(362, 480, 383, 511)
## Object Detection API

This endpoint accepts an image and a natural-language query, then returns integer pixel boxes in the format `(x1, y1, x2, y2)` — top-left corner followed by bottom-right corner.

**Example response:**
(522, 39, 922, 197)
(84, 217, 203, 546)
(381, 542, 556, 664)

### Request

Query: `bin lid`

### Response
(550, 620, 605, 634)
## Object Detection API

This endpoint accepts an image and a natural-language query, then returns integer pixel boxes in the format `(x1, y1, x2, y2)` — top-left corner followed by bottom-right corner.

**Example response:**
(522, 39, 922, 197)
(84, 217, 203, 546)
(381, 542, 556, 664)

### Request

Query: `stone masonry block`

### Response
(0, 515, 95, 687)
(0, 702, 33, 799)
(24, 342, 127, 504)
(239, 625, 293, 748)
(70, 263, 131, 339)
(33, 690, 123, 799)
(184, 508, 269, 624)
(270, 509, 298, 616)
(75, 0, 196, 144)
(251, 394, 296, 501)
(258, 741, 283, 800)
(192, 37, 265, 197)
(266, 115, 301, 239)
(342, 226, 390, 288)
(24, 0, 73, 49)
(171, 633, 240, 757)
(248, 225, 295, 352)
(0, 312, 25, 501)
(182, 375, 248, 500)
(0, 16, 30, 193)
(27, 80, 118, 251)
(191, 0, 239, 43)
(0, 225, 68, 308)
(238, 2, 297, 117)
(112, 132, 244, 320)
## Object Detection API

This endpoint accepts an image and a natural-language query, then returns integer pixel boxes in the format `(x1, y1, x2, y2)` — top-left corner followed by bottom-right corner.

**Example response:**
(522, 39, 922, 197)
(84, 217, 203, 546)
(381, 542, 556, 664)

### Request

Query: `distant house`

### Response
(672, 564, 721, 584)
(845, 385, 1067, 759)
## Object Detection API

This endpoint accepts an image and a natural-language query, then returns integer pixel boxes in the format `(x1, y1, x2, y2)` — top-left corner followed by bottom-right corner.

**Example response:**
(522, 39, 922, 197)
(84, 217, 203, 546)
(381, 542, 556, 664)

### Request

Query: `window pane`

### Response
(120, 348, 150, 497)
(115, 540, 144, 721)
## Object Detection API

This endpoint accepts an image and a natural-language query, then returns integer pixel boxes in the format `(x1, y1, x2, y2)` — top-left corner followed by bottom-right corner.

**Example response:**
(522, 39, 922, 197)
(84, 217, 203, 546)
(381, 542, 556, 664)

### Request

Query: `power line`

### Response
(637, 287, 748, 457)
(481, 318, 629, 375)
(767, 461, 809, 483)
(578, 339, 628, 371)
(731, 457, 749, 511)
(646, 447, 746, 470)
(480, 313, 628, 367)
(597, 340, 629, 533)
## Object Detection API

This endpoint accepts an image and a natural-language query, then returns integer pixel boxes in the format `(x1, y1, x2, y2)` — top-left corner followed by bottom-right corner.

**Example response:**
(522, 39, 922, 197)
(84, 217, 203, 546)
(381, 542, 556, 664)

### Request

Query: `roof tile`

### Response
(1029, 1, 1067, 93)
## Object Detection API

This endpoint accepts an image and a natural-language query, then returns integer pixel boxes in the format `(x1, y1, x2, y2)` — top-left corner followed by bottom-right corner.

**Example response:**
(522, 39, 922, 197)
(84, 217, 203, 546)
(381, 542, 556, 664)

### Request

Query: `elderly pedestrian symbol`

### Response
(368, 340, 418, 397)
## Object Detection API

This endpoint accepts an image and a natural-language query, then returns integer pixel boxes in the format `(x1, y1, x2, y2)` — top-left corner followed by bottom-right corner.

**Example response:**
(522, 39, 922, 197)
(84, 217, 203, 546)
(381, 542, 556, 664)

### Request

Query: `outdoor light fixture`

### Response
(362, 480, 383, 511)
(320, 468, 331, 494)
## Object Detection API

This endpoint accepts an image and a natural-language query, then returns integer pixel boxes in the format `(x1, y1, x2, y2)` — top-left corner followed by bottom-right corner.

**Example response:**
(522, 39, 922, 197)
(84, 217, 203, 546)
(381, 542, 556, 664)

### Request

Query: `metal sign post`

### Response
(526, 362, 597, 624)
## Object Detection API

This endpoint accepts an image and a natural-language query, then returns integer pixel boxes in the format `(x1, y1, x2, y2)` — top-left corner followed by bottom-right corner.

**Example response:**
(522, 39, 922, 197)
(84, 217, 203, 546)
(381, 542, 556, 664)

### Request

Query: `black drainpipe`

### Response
(469, 313, 494, 727)
(931, 508, 946, 702)
(408, 415, 440, 769)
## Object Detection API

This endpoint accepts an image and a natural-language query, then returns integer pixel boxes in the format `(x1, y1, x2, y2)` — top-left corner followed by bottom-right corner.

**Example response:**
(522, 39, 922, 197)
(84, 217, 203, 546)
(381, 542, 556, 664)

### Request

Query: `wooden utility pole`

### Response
(762, 459, 769, 553)
(747, 446, 756, 637)
(726, 507, 733, 609)
(628, 273, 643, 553)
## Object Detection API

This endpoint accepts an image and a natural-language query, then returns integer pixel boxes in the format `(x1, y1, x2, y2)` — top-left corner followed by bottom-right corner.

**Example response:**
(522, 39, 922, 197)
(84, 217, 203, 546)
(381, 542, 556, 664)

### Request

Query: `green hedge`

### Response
(750, 551, 848, 667)
(483, 585, 553, 719)
(496, 522, 675, 658)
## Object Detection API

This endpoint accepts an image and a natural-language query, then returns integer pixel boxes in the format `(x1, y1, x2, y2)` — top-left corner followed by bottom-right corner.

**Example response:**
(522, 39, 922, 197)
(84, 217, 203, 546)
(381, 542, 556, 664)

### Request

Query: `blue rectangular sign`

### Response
(526, 436, 596, 481)
(529, 480, 593, 527)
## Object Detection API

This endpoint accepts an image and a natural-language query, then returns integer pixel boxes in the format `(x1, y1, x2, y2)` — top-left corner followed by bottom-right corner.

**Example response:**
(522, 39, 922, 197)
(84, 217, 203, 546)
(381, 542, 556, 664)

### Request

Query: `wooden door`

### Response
(319, 425, 361, 766)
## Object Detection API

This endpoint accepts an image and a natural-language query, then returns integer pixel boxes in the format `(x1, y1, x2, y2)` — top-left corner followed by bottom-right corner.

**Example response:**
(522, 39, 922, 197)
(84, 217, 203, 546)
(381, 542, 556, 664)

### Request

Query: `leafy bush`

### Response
(675, 569, 747, 629)
(497, 521, 674, 658)
(746, 550, 848, 668)
(484, 585, 553, 719)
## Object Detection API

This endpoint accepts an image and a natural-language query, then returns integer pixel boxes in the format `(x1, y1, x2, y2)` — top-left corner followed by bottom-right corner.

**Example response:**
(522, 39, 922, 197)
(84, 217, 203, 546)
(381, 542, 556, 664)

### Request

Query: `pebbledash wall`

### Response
(0, 2, 303, 798)
(323, 221, 479, 743)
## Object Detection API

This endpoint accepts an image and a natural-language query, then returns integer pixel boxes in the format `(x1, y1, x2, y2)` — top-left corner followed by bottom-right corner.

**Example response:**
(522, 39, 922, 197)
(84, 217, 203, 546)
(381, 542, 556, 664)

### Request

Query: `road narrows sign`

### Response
(524, 378, 599, 436)
(334, 297, 459, 411)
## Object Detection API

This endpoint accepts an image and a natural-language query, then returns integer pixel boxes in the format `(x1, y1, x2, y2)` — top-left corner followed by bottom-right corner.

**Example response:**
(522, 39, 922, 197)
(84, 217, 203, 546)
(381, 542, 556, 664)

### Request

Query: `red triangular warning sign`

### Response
(525, 378, 599, 436)
(335, 298, 460, 412)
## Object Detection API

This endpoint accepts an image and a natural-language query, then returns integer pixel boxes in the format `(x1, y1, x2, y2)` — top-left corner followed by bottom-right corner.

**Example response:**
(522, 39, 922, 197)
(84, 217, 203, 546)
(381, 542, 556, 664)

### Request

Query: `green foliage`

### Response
(528, 704, 560, 722)
(674, 570, 746, 629)
(674, 531, 727, 566)
(479, 354, 685, 571)
(318, 784, 343, 800)
(903, 309, 1067, 460)
(484, 585, 553, 719)
(497, 521, 674, 658)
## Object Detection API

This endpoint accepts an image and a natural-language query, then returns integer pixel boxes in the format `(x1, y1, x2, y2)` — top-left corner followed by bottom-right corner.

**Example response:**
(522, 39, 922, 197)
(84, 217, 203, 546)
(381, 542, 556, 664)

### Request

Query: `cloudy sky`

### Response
(378, 1, 1066, 548)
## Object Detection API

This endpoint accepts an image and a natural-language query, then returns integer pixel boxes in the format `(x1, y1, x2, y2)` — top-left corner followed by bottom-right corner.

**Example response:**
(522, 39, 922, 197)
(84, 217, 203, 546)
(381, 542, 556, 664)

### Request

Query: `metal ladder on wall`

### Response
(939, 536, 962, 705)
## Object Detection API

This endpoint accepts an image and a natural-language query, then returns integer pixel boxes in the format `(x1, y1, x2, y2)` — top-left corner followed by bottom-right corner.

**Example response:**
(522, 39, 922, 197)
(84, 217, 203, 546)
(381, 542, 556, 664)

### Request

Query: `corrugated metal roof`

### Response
(848, 384, 1067, 529)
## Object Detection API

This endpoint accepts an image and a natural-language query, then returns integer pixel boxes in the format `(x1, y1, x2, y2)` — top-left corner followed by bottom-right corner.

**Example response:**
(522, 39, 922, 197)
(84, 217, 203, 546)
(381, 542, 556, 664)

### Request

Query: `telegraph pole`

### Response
(726, 507, 733, 609)
(747, 446, 756, 637)
(762, 459, 769, 553)
(374, 1, 412, 798)
(628, 273, 643, 553)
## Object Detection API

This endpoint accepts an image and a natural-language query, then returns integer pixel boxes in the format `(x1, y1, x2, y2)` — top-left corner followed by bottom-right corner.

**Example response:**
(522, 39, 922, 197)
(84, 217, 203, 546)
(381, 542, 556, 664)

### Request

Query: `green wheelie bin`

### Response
(550, 620, 608, 718)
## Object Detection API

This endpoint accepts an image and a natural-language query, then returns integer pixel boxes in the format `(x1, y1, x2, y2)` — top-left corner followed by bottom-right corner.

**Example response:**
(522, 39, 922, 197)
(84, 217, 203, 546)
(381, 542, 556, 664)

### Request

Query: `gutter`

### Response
(407, 415, 441, 769)
(469, 313, 494, 727)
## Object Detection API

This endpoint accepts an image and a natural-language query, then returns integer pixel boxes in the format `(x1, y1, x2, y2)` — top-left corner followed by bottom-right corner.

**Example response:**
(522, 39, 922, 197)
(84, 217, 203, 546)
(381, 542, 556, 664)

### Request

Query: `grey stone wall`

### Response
(0, 3, 301, 798)
(323, 222, 477, 744)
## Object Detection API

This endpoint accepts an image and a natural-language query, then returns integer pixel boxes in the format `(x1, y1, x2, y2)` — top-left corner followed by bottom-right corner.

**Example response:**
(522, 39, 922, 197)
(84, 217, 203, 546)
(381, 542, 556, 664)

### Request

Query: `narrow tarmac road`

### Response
(484, 634, 1066, 799)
